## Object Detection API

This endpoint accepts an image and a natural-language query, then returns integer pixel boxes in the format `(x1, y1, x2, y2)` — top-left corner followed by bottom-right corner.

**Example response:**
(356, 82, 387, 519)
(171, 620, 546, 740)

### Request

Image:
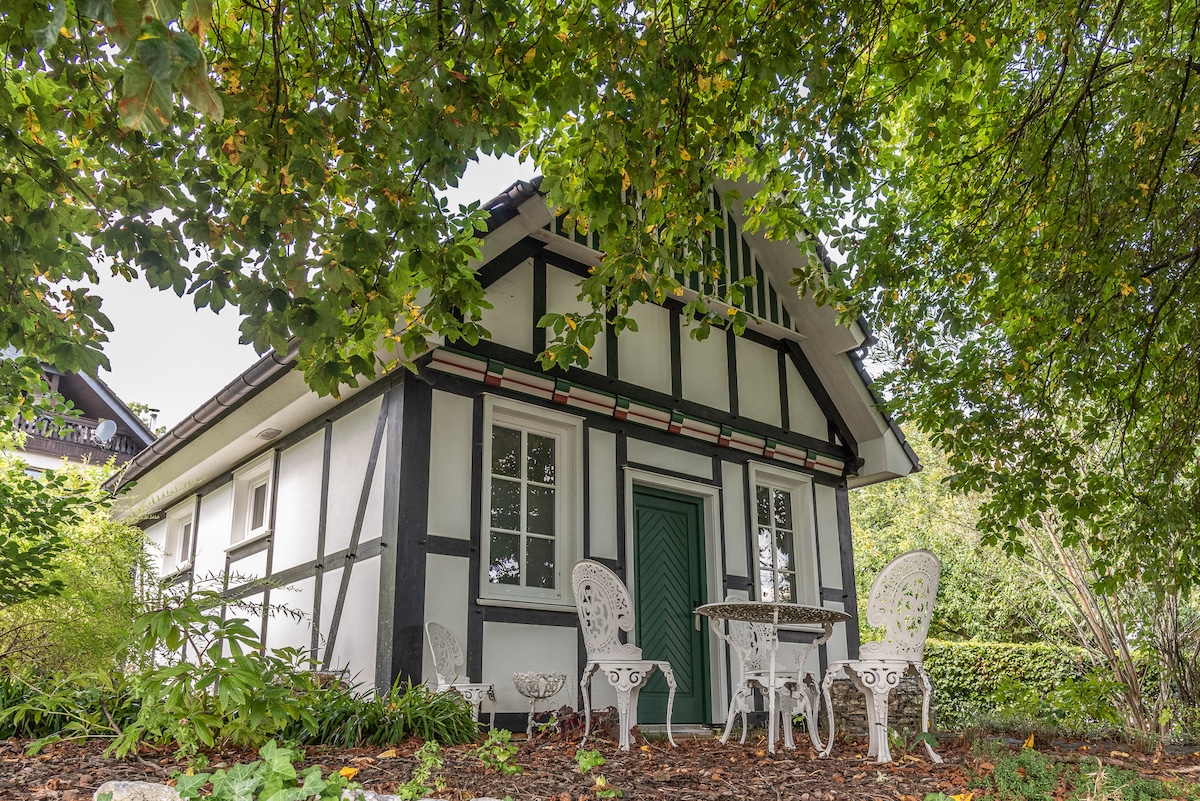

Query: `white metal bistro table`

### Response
(696, 601, 851, 754)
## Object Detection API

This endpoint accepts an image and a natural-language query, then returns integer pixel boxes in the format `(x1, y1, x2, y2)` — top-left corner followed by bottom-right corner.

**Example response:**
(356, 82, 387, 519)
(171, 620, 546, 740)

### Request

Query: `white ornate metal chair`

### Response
(820, 549, 942, 763)
(424, 621, 495, 728)
(572, 559, 677, 751)
(718, 596, 824, 750)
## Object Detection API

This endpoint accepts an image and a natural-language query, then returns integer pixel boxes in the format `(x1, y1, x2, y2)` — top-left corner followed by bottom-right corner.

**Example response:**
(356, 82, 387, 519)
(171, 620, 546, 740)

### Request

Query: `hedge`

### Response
(924, 639, 1091, 723)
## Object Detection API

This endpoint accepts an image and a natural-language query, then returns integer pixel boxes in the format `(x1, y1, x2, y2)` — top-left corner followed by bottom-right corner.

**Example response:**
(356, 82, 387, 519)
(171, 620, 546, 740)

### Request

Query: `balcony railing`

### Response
(12, 415, 144, 457)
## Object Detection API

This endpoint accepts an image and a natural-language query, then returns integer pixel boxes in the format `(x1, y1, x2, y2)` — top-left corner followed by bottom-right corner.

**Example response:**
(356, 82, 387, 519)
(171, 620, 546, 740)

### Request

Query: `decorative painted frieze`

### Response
(428, 348, 848, 477)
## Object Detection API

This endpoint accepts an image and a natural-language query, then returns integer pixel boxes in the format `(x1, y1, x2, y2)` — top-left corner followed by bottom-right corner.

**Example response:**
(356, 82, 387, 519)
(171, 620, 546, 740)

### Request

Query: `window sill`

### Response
(475, 596, 577, 614)
(226, 528, 273, 554)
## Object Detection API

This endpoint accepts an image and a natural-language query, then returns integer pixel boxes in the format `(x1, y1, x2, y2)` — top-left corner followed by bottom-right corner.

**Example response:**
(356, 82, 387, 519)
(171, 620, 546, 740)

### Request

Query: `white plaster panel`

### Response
(823, 599, 850, 664)
(587, 428, 618, 560)
(479, 261, 534, 353)
(229, 549, 267, 582)
(625, 438, 712, 480)
(546, 266, 607, 376)
(194, 484, 233, 580)
(617, 303, 672, 395)
(482, 623, 578, 712)
(721, 461, 748, 579)
(265, 576, 316, 654)
(319, 556, 381, 686)
(272, 431, 324, 571)
(786, 360, 829, 441)
(422, 554, 471, 686)
(428, 391, 474, 541)
(326, 398, 384, 555)
(814, 484, 842, 591)
(735, 339, 782, 428)
(143, 519, 168, 578)
(680, 328, 729, 412)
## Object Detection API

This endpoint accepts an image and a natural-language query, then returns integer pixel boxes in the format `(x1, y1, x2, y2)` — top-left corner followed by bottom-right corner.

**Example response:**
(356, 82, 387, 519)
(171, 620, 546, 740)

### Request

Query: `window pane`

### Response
(759, 569, 776, 602)
(758, 526, 774, 569)
(491, 426, 521, 478)
(488, 532, 521, 585)
(773, 489, 792, 530)
(250, 482, 268, 530)
(526, 485, 555, 535)
(527, 433, 555, 484)
(526, 536, 556, 589)
(490, 478, 521, 530)
(774, 531, 794, 572)
(180, 521, 192, 558)
(756, 486, 771, 525)
(777, 572, 795, 603)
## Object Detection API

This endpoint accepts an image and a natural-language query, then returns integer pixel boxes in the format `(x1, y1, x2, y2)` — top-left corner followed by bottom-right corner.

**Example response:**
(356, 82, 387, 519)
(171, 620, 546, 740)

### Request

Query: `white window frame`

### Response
(163, 499, 196, 574)
(748, 462, 820, 607)
(479, 396, 582, 608)
(230, 453, 275, 546)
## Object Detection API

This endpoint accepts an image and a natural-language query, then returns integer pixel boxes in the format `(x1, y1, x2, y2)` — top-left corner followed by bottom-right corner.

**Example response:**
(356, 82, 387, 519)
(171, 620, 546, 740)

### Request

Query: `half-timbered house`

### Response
(117, 180, 918, 731)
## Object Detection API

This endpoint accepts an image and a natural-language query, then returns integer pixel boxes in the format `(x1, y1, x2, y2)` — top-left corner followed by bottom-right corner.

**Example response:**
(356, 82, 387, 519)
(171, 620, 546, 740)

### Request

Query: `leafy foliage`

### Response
(0, 590, 480, 755)
(0, 0, 892, 416)
(923, 640, 1092, 727)
(472, 727, 523, 775)
(170, 740, 354, 801)
(851, 429, 1069, 643)
(0, 447, 111, 609)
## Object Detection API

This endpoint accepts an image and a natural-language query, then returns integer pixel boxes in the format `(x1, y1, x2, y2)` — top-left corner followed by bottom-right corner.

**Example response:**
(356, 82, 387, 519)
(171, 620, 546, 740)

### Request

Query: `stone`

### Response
(92, 782, 181, 801)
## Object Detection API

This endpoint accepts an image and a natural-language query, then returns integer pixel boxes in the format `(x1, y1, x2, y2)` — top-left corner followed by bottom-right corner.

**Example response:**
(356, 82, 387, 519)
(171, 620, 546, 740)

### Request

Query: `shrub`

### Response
(1, 592, 481, 754)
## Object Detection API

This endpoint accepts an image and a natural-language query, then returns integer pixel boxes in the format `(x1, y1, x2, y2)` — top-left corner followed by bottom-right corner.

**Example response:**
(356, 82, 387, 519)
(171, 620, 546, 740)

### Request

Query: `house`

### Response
(10, 365, 156, 472)
(115, 181, 919, 730)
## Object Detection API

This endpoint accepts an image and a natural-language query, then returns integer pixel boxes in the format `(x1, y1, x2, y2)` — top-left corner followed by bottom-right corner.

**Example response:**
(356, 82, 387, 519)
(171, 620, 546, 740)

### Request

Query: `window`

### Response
(164, 501, 196, 573)
(231, 454, 274, 544)
(750, 465, 818, 605)
(481, 398, 580, 605)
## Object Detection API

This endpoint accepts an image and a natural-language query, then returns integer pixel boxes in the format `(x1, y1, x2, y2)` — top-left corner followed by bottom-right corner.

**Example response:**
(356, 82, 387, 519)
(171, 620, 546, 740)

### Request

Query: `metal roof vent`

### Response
(256, 427, 282, 440)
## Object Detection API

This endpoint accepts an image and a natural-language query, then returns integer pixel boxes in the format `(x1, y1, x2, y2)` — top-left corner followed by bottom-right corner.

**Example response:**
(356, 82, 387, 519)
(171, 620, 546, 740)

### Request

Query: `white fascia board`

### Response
(849, 428, 918, 488)
(114, 371, 368, 517)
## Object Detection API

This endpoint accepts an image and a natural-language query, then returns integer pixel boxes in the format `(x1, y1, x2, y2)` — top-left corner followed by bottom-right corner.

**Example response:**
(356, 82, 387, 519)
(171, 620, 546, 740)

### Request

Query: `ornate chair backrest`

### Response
(860, 549, 941, 662)
(720, 595, 772, 675)
(571, 560, 642, 661)
(425, 621, 466, 689)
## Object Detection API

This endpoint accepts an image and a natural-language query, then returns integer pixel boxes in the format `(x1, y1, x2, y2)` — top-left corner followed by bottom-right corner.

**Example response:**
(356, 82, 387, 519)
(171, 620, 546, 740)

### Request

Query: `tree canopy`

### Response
(5, 0, 1200, 588)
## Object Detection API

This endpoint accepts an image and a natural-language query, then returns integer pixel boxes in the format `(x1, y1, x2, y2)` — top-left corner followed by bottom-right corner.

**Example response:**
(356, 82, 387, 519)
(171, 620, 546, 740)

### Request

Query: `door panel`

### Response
(633, 486, 709, 723)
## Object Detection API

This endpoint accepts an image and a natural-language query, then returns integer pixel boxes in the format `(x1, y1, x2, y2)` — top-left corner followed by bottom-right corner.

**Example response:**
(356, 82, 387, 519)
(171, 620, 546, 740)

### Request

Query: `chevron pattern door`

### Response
(632, 486, 709, 724)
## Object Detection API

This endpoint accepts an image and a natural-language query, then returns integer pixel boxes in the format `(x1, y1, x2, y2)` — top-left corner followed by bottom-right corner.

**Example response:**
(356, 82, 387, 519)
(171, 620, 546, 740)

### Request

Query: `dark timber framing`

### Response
(389, 376, 434, 685)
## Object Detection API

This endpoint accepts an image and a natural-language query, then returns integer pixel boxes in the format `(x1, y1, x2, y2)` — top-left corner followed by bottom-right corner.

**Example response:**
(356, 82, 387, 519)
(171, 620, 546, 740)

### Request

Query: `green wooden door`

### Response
(633, 486, 709, 724)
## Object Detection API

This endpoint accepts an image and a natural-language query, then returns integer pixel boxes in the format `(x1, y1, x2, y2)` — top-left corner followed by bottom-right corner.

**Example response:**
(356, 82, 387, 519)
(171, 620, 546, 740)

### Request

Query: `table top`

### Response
(695, 601, 851, 626)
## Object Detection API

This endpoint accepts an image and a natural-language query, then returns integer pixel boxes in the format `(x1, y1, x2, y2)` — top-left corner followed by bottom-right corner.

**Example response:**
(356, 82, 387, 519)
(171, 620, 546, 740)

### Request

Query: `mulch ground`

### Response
(2, 731, 1199, 800)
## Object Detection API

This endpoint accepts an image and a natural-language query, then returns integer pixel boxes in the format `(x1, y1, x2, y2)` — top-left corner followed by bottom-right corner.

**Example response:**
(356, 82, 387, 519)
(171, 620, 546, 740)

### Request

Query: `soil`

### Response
(2, 731, 1198, 800)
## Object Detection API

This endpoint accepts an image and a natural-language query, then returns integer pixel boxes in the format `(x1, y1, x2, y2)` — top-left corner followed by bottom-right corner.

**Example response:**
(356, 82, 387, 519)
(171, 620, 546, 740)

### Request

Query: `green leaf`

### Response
(105, 0, 143, 49)
(118, 60, 173, 133)
(32, 0, 67, 50)
(143, 0, 180, 20)
(181, 0, 212, 41)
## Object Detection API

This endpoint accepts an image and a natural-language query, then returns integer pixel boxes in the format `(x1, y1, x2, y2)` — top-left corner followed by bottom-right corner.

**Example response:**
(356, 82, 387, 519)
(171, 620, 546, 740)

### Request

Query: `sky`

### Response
(98, 156, 538, 431)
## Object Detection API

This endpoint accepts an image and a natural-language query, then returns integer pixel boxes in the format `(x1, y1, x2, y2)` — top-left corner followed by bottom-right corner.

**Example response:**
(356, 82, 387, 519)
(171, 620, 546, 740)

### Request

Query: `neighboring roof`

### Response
(113, 180, 918, 500)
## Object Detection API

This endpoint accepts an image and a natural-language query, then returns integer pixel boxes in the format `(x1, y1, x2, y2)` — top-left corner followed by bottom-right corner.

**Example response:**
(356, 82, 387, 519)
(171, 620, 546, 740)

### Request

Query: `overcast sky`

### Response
(98, 156, 538, 431)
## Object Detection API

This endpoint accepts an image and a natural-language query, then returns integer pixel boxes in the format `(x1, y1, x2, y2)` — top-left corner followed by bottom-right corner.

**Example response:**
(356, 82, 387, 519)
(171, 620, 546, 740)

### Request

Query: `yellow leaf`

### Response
(523, 46, 536, 63)
(444, 104, 456, 114)
(951, 793, 973, 801)
(1023, 733, 1035, 749)
(964, 32, 976, 43)
(376, 749, 398, 758)
(680, 147, 692, 161)
(339, 766, 359, 779)
(1036, 29, 1047, 43)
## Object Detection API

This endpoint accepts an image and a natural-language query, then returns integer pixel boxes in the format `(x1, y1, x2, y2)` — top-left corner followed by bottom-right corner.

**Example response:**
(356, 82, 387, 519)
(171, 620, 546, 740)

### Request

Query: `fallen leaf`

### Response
(338, 766, 359, 780)
(376, 749, 398, 758)
(1023, 733, 1035, 749)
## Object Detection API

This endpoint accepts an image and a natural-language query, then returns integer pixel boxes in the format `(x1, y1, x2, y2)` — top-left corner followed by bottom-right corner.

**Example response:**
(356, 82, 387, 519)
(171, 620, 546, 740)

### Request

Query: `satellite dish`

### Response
(95, 419, 117, 444)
